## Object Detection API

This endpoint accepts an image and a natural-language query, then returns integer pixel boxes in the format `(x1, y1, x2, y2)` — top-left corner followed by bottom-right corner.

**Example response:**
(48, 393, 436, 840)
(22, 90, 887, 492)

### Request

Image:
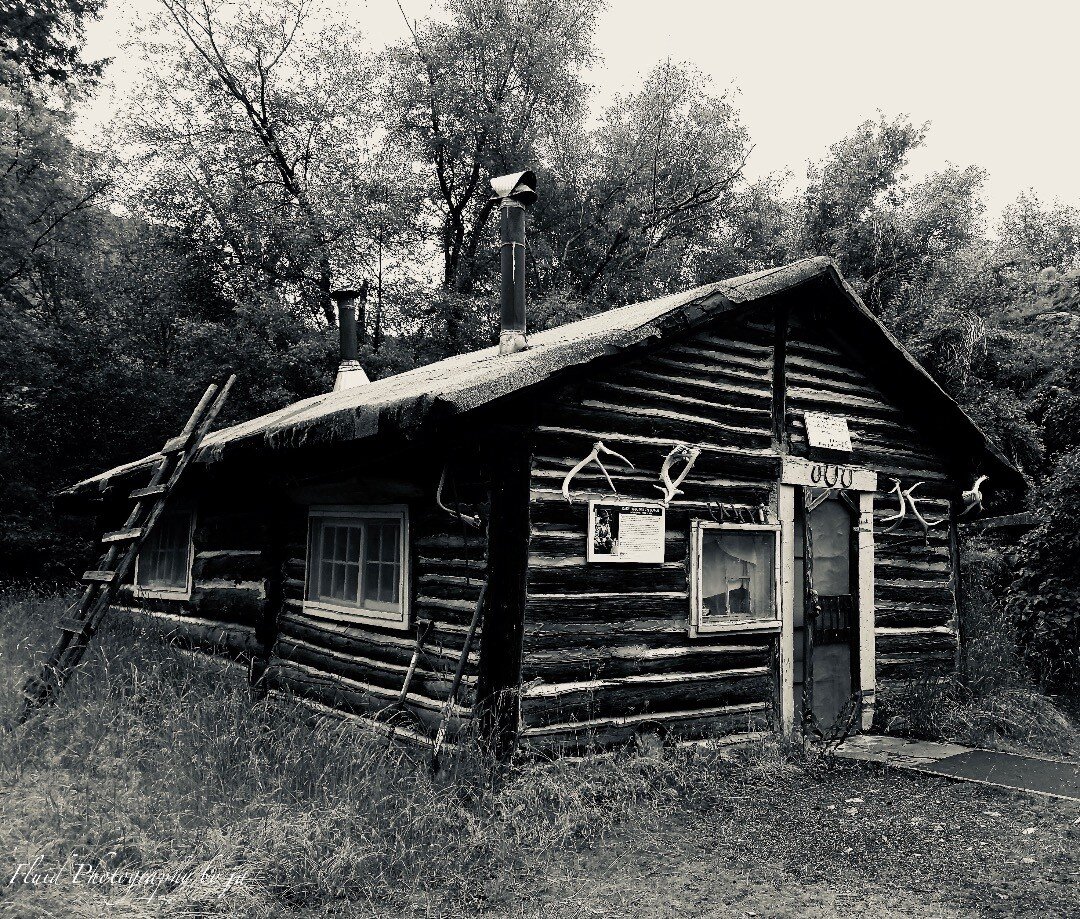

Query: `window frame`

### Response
(133, 509, 196, 600)
(689, 519, 782, 637)
(303, 504, 410, 631)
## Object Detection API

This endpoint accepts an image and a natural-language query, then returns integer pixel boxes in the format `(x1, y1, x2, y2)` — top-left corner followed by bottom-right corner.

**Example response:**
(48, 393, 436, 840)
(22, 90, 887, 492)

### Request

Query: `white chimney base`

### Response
(498, 330, 529, 355)
(333, 359, 370, 391)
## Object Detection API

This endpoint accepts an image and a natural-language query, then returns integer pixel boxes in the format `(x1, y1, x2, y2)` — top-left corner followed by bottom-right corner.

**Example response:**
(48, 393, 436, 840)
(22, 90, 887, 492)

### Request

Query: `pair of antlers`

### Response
(880, 478, 946, 536)
(561, 441, 702, 507)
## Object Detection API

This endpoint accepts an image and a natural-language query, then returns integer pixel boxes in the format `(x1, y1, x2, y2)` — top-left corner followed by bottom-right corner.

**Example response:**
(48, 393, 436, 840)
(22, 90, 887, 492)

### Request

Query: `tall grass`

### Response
(0, 587, 786, 918)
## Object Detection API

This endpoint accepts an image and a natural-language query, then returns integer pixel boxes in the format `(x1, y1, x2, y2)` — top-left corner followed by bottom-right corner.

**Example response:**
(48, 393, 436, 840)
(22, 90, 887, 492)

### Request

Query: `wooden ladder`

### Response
(18, 375, 236, 724)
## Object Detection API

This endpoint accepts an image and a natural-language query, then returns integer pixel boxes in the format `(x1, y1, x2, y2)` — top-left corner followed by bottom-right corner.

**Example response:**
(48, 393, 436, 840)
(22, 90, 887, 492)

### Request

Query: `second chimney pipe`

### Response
(330, 285, 370, 391)
(490, 170, 537, 356)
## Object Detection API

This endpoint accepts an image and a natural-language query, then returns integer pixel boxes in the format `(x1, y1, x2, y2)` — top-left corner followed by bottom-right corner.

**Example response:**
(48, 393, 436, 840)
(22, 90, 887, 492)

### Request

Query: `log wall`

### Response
(117, 450, 490, 743)
(519, 315, 782, 748)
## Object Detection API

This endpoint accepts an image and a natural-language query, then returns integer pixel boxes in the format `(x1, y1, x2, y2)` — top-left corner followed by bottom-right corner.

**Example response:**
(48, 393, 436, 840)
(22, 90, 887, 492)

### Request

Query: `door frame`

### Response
(778, 458, 877, 735)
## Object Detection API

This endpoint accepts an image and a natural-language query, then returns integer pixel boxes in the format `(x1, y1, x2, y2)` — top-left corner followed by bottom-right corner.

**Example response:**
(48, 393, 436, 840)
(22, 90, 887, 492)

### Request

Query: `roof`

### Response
(65, 257, 1023, 496)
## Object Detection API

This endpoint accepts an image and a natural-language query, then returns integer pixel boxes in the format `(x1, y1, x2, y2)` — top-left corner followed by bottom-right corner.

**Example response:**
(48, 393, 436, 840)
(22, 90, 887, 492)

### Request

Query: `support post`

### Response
(251, 501, 288, 694)
(778, 484, 797, 735)
(856, 490, 876, 730)
(476, 428, 531, 756)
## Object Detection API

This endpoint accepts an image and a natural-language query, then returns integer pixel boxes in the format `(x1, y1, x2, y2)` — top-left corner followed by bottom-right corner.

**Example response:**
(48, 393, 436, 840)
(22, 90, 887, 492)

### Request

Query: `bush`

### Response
(1006, 450, 1080, 693)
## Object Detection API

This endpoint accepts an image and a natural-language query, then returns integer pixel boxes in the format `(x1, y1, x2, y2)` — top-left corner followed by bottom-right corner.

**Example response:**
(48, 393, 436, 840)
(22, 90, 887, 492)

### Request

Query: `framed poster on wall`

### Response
(587, 498, 666, 563)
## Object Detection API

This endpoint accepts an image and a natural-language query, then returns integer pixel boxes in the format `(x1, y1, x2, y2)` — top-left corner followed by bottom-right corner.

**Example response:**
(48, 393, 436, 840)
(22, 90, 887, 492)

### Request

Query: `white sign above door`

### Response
(804, 411, 853, 452)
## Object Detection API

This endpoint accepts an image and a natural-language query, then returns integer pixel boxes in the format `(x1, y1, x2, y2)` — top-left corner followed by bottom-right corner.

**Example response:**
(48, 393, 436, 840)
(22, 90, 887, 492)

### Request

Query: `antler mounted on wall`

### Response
(561, 440, 634, 503)
(880, 477, 946, 539)
(436, 464, 482, 529)
(654, 443, 701, 506)
(958, 475, 989, 517)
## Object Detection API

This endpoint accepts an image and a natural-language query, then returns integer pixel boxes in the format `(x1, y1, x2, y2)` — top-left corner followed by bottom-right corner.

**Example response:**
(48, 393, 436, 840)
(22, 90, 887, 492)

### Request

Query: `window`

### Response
(690, 521, 780, 635)
(305, 505, 409, 629)
(134, 510, 194, 598)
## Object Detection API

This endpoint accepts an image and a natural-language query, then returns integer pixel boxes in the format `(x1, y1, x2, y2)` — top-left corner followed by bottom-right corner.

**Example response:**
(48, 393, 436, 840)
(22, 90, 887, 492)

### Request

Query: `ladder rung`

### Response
(129, 485, 168, 500)
(58, 617, 89, 634)
(82, 570, 118, 584)
(102, 527, 143, 544)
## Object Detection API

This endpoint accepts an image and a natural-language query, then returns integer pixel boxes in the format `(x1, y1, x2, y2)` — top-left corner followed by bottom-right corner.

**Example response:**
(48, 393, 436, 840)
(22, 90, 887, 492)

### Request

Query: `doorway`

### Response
(793, 490, 859, 734)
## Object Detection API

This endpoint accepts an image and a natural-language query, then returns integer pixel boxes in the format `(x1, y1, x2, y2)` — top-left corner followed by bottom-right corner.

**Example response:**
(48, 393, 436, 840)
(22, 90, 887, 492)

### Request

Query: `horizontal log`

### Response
(278, 610, 477, 665)
(875, 625, 957, 655)
(669, 341, 773, 372)
(414, 533, 488, 558)
(875, 558, 953, 579)
(518, 701, 770, 749)
(873, 603, 955, 628)
(875, 580, 953, 605)
(538, 402, 774, 453)
(521, 668, 772, 726)
(523, 617, 694, 653)
(616, 367, 772, 409)
(786, 351, 873, 385)
(533, 425, 779, 475)
(264, 659, 469, 739)
(527, 590, 689, 625)
(192, 549, 267, 582)
(876, 650, 955, 682)
(587, 380, 773, 431)
(521, 640, 771, 683)
(527, 563, 687, 594)
(787, 387, 905, 421)
(188, 582, 265, 624)
(416, 556, 487, 579)
(112, 605, 260, 658)
(273, 635, 469, 703)
(576, 397, 773, 445)
(694, 330, 775, 356)
(647, 354, 771, 387)
(529, 529, 689, 560)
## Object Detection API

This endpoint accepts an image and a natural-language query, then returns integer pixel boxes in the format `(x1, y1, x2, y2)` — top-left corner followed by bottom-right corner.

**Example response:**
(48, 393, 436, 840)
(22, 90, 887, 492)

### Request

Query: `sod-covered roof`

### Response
(65, 256, 1022, 496)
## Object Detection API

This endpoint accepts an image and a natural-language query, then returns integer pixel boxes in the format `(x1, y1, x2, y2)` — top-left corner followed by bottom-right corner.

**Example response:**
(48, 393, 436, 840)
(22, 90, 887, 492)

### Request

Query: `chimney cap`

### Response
(330, 286, 367, 301)
(490, 170, 537, 206)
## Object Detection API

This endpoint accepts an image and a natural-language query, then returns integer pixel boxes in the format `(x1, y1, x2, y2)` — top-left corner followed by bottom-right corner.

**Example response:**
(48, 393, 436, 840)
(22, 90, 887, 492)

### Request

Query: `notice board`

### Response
(587, 498, 666, 563)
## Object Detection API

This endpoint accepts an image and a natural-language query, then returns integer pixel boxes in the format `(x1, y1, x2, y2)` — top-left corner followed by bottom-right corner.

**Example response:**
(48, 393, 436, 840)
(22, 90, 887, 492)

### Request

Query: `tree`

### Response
(0, 0, 105, 87)
(386, 0, 599, 308)
(127, 0, 401, 325)
(533, 61, 752, 307)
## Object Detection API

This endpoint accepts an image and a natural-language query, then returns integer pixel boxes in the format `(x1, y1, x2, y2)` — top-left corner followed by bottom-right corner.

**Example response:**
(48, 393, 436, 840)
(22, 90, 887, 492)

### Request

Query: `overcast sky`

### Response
(83, 0, 1080, 218)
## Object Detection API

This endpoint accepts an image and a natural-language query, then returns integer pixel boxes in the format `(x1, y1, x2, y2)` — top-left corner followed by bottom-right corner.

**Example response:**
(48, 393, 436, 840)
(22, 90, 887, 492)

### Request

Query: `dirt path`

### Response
(473, 762, 1080, 919)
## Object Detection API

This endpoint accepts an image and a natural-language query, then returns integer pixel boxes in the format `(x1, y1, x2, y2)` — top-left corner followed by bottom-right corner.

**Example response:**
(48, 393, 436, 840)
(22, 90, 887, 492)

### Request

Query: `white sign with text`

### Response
(804, 411, 853, 452)
(587, 499, 666, 563)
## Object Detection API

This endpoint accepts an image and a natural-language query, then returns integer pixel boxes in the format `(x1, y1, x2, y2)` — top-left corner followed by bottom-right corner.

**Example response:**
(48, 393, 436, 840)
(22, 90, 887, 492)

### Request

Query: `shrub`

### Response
(1006, 450, 1080, 693)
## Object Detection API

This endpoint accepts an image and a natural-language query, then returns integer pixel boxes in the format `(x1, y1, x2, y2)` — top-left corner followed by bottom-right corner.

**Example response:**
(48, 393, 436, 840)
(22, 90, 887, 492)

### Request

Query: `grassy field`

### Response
(0, 589, 1077, 919)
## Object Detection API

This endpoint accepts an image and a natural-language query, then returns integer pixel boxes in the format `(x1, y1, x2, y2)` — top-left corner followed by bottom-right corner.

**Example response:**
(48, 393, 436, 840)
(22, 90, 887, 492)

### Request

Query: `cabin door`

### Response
(794, 491, 859, 733)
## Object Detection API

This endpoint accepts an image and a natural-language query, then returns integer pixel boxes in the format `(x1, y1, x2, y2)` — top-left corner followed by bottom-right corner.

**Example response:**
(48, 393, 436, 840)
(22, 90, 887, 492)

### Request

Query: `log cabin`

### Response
(61, 172, 1022, 752)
